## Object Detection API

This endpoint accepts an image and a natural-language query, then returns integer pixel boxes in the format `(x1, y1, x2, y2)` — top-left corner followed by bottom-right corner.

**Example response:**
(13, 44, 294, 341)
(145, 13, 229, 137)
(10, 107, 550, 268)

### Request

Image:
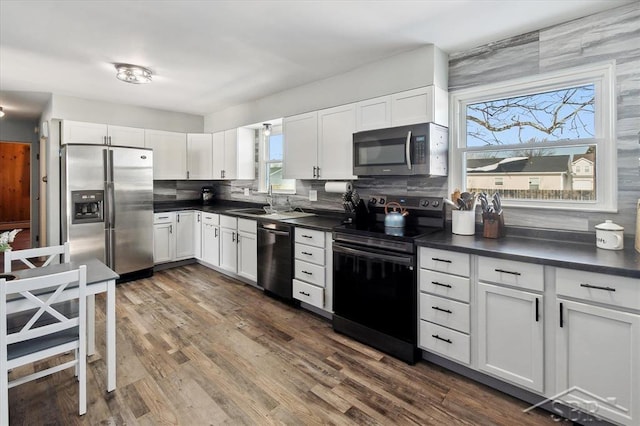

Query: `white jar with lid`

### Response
(595, 220, 624, 250)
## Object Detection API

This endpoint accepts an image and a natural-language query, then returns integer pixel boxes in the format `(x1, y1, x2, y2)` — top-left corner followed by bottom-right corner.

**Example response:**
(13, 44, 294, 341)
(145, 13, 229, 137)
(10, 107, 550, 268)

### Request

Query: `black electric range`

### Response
(332, 195, 444, 364)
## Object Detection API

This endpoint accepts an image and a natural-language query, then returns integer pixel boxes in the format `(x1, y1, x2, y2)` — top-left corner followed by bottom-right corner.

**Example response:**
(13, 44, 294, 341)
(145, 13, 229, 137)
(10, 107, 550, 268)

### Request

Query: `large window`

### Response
(259, 124, 296, 194)
(450, 62, 616, 212)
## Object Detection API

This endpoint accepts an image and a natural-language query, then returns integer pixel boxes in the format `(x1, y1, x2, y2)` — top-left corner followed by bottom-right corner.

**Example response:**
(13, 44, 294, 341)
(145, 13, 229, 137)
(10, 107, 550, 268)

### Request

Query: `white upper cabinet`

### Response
(355, 96, 392, 131)
(61, 120, 144, 147)
(211, 128, 255, 180)
(284, 107, 356, 180)
(391, 86, 448, 128)
(144, 129, 187, 180)
(317, 104, 357, 180)
(283, 111, 318, 179)
(187, 133, 213, 180)
(108, 125, 145, 147)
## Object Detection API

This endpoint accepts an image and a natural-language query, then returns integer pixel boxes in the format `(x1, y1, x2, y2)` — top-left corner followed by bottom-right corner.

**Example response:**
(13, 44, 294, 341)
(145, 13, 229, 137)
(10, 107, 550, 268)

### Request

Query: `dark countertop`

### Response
(156, 200, 640, 278)
(416, 231, 640, 279)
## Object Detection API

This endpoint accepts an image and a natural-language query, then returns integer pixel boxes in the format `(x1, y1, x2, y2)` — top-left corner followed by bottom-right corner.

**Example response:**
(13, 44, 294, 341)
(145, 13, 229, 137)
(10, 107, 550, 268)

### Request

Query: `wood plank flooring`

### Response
(8, 264, 558, 425)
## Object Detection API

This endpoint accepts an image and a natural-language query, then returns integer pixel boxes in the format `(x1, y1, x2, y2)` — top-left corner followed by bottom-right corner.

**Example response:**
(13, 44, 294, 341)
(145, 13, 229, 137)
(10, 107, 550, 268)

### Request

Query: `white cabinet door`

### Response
(202, 223, 220, 267)
(356, 95, 391, 131)
(236, 127, 256, 180)
(283, 111, 318, 179)
(193, 211, 202, 260)
(237, 231, 257, 282)
(317, 104, 356, 180)
(223, 128, 238, 180)
(145, 129, 187, 180)
(108, 125, 145, 147)
(477, 282, 544, 392)
(61, 120, 108, 145)
(391, 86, 433, 127)
(556, 299, 640, 426)
(187, 134, 213, 179)
(175, 211, 195, 260)
(153, 222, 174, 264)
(219, 227, 237, 273)
(212, 131, 225, 180)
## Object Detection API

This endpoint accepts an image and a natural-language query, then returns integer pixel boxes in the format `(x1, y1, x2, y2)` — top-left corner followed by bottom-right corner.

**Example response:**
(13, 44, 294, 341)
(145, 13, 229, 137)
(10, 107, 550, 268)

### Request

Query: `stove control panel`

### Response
(368, 195, 444, 212)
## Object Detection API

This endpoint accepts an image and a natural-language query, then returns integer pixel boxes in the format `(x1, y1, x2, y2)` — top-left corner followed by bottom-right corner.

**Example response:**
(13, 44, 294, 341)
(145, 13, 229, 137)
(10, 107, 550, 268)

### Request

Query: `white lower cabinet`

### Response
(219, 215, 238, 274)
(477, 282, 544, 392)
(153, 213, 175, 264)
(555, 268, 640, 426)
(175, 211, 195, 260)
(418, 247, 471, 365)
(237, 219, 257, 282)
(193, 211, 202, 260)
(201, 213, 220, 267)
(292, 227, 332, 311)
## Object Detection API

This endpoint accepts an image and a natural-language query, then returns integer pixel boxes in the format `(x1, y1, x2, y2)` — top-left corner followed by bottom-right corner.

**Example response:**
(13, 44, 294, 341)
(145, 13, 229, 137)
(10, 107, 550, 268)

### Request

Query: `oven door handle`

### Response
(333, 243, 414, 266)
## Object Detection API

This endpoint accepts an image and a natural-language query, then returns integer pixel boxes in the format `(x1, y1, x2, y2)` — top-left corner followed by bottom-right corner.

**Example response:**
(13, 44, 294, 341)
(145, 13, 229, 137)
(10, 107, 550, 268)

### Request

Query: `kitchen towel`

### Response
(325, 181, 353, 193)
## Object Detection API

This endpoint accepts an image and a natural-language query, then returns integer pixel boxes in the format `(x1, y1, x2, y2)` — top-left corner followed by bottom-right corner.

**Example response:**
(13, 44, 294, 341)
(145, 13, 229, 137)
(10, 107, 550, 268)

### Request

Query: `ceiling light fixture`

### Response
(0, 107, 5, 118)
(263, 123, 272, 136)
(114, 63, 152, 84)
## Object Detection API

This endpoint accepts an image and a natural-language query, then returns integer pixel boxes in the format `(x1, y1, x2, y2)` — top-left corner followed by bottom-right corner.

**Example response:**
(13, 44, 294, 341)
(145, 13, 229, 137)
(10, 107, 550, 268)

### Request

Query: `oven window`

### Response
(356, 140, 406, 166)
(333, 247, 416, 342)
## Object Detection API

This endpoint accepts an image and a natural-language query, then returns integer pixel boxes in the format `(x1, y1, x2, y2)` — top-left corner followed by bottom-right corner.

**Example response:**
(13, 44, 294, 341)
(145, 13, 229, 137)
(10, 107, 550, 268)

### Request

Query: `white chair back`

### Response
(4, 242, 71, 273)
(0, 265, 87, 423)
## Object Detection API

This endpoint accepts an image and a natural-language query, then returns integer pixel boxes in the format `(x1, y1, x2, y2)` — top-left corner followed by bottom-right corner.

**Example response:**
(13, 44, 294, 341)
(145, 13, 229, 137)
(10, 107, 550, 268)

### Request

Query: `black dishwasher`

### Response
(257, 221, 294, 301)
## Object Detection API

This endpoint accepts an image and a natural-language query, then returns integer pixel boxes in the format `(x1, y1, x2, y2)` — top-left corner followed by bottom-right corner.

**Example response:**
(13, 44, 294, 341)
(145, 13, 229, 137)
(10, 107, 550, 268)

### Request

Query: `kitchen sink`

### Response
(228, 207, 315, 220)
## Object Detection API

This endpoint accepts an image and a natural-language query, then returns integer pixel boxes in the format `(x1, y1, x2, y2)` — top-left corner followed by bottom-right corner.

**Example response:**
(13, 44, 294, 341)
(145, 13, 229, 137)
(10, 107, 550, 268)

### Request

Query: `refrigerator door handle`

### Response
(103, 149, 110, 228)
(108, 150, 116, 227)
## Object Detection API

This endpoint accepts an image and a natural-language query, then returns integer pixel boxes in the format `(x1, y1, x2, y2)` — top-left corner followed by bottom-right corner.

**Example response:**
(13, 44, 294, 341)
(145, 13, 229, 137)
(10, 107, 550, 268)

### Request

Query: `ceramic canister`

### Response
(595, 220, 624, 250)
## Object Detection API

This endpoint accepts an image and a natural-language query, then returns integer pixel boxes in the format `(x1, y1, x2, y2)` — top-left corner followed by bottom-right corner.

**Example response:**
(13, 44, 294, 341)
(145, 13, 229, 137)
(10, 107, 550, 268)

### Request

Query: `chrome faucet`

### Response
(266, 185, 274, 213)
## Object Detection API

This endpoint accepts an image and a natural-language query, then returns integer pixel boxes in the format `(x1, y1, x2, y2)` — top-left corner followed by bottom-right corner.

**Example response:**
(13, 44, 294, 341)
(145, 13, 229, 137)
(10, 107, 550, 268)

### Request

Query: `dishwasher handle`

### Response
(260, 228, 290, 237)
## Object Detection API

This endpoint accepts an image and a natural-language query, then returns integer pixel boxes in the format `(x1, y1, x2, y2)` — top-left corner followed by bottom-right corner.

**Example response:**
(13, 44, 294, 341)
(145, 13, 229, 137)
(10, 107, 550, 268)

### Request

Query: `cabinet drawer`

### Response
(237, 218, 256, 234)
(154, 212, 174, 224)
(556, 268, 640, 311)
(219, 215, 237, 229)
(419, 269, 470, 303)
(419, 247, 470, 277)
(478, 256, 544, 292)
(293, 279, 324, 309)
(202, 213, 219, 225)
(295, 243, 325, 266)
(419, 320, 470, 365)
(294, 260, 325, 287)
(420, 294, 470, 333)
(295, 228, 325, 248)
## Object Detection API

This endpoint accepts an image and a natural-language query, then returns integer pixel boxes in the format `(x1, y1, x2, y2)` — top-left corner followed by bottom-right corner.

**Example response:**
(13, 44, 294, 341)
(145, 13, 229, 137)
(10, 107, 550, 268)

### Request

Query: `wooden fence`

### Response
(467, 187, 596, 201)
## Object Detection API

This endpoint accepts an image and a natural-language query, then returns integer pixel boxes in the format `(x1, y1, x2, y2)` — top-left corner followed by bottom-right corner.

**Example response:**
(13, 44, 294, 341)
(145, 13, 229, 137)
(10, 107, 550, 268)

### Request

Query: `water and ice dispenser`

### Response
(71, 190, 104, 224)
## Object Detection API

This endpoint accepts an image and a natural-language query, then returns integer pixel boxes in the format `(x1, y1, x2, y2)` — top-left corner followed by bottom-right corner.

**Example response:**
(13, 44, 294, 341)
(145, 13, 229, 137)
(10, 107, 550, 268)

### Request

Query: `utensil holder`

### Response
(482, 212, 505, 239)
(452, 210, 476, 235)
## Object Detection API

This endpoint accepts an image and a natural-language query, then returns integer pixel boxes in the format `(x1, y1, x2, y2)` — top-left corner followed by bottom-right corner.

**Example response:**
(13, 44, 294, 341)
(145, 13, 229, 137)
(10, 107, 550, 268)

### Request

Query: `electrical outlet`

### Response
(244, 188, 250, 196)
(309, 190, 317, 202)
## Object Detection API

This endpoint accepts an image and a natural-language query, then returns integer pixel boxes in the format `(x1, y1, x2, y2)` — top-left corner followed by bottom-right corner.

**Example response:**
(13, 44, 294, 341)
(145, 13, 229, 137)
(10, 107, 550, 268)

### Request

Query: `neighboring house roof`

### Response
(467, 155, 570, 174)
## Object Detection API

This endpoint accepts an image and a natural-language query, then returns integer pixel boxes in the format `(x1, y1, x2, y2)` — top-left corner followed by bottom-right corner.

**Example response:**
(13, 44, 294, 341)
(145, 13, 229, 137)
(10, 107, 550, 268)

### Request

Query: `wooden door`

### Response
(0, 142, 30, 224)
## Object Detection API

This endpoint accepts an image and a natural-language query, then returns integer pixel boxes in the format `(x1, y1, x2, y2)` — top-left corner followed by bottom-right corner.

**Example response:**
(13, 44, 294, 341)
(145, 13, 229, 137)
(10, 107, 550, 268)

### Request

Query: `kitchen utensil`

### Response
(459, 192, 476, 210)
(384, 202, 408, 228)
(444, 198, 459, 209)
(479, 193, 490, 213)
(457, 198, 467, 210)
(492, 192, 502, 214)
(352, 189, 360, 207)
(595, 220, 624, 250)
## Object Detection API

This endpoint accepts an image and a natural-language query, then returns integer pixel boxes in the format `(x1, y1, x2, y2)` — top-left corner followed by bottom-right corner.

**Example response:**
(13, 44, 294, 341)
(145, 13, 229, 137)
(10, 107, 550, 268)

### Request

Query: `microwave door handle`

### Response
(405, 130, 412, 170)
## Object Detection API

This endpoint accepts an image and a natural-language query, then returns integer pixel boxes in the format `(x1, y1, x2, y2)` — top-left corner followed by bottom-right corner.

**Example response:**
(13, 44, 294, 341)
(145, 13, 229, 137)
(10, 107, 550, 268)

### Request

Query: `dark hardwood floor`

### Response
(8, 264, 557, 425)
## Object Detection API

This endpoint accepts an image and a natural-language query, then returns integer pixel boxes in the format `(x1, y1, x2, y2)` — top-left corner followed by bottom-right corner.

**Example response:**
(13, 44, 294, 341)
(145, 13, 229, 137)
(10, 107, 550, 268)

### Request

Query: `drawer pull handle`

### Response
(299, 291, 310, 297)
(158, 216, 169, 219)
(302, 235, 313, 239)
(535, 298, 539, 322)
(559, 302, 564, 328)
(495, 268, 521, 276)
(432, 334, 452, 344)
(432, 306, 452, 314)
(432, 257, 452, 263)
(302, 270, 313, 275)
(580, 283, 616, 292)
(432, 281, 452, 288)
(301, 251, 313, 256)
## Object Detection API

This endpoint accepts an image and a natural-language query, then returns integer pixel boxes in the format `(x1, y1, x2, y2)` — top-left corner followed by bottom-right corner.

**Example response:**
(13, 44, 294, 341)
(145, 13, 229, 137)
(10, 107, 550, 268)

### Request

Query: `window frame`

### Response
(449, 61, 617, 212)
(258, 124, 296, 194)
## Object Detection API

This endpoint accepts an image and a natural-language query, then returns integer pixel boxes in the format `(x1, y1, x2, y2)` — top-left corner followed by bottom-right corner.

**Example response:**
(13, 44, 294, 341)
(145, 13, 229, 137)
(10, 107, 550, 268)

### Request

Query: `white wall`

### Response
(51, 94, 204, 133)
(204, 44, 448, 132)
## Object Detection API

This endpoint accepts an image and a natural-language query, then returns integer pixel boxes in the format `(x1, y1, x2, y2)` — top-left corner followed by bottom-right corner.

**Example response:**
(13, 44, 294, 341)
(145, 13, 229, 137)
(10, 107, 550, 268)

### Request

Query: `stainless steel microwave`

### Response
(352, 123, 448, 176)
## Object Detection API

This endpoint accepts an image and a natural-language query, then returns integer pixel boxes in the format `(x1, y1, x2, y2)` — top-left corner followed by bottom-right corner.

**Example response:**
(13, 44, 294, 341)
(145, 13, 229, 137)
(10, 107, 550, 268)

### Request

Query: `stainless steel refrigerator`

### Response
(61, 144, 154, 280)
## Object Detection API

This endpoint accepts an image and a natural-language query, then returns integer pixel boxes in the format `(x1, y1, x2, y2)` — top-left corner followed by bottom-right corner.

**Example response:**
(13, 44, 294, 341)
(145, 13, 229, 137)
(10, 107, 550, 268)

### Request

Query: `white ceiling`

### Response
(0, 0, 633, 120)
